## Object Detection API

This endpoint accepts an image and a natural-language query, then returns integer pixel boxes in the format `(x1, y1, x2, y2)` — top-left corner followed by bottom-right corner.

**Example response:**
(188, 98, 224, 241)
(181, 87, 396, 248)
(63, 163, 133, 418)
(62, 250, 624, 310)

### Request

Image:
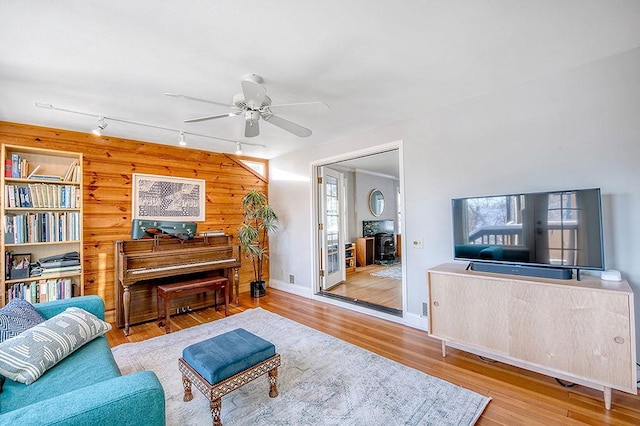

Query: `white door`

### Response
(319, 167, 345, 290)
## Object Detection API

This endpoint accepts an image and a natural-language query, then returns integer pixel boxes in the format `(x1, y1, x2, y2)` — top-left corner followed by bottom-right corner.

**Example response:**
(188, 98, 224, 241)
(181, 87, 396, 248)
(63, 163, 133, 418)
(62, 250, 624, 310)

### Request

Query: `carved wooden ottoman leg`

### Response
(268, 367, 279, 397)
(210, 398, 222, 426)
(182, 374, 193, 402)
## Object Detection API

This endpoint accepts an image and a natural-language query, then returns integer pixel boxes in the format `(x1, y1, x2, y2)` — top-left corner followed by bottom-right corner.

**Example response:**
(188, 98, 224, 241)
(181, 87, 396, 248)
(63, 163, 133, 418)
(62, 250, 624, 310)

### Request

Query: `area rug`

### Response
(371, 263, 402, 280)
(112, 308, 490, 425)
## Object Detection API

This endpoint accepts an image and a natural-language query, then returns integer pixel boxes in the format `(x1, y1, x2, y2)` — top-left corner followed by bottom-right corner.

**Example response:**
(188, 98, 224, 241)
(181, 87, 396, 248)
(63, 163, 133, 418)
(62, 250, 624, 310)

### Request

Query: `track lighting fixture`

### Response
(34, 101, 265, 152)
(92, 116, 108, 136)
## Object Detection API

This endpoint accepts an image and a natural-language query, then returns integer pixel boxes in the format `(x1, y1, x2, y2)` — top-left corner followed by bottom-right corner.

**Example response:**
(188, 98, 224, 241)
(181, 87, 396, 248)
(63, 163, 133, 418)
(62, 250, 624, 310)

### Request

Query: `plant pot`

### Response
(250, 280, 266, 298)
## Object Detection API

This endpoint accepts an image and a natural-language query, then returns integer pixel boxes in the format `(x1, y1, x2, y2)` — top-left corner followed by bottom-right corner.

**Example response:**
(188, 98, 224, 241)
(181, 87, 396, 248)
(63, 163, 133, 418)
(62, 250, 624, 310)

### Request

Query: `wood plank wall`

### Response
(0, 121, 269, 321)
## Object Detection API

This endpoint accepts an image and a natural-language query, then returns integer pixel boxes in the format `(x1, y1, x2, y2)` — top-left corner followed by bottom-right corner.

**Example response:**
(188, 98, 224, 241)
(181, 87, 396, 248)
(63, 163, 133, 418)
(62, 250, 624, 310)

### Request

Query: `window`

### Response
(325, 175, 340, 274)
(240, 160, 267, 179)
(547, 191, 579, 265)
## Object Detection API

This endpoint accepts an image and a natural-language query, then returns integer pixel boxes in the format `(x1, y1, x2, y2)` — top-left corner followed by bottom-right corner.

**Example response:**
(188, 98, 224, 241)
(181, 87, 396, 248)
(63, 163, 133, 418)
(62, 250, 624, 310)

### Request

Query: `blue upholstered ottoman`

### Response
(178, 328, 281, 426)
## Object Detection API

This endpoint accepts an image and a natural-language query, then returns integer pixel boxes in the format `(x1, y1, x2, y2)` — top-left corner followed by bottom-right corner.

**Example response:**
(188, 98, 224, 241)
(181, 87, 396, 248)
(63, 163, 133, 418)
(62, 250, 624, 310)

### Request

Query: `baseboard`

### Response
(270, 280, 429, 332)
(269, 279, 313, 298)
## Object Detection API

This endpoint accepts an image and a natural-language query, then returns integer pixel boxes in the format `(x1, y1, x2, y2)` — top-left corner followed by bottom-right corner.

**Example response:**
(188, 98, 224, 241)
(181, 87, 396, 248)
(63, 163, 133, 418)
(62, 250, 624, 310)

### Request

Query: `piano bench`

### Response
(179, 328, 280, 426)
(157, 277, 229, 333)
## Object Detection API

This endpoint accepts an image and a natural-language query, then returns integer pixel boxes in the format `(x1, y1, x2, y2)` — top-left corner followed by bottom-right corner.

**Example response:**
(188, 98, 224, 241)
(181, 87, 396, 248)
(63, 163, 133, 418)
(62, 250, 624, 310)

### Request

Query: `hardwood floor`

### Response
(324, 263, 402, 311)
(106, 289, 640, 425)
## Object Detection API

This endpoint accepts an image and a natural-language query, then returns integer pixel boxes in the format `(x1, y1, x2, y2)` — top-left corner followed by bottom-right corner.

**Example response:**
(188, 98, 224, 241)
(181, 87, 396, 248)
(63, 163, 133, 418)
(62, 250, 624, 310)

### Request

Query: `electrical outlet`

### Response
(412, 238, 423, 249)
(289, 274, 295, 284)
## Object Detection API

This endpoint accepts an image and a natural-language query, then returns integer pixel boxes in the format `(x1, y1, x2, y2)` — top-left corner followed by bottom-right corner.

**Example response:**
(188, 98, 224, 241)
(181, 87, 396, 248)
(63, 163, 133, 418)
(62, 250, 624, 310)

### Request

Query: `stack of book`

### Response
(33, 251, 81, 276)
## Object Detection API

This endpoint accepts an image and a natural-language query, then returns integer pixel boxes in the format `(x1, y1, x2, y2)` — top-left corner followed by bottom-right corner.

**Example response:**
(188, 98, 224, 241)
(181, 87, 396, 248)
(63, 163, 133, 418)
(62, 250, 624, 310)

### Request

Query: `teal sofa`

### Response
(0, 296, 166, 425)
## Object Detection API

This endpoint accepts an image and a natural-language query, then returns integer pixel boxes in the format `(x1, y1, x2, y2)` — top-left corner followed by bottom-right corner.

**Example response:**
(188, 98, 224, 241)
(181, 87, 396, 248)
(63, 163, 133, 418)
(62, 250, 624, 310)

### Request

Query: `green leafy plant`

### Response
(237, 190, 279, 284)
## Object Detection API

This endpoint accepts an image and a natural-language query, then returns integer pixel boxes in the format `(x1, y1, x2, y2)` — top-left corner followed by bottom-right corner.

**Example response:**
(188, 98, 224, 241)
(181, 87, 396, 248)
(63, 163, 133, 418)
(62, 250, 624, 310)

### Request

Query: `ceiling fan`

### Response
(165, 74, 329, 138)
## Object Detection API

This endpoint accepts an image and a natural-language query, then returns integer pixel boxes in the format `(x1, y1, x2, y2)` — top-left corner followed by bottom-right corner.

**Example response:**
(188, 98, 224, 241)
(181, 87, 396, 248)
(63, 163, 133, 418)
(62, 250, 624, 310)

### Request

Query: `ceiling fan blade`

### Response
(184, 112, 238, 123)
(266, 102, 330, 115)
(262, 114, 312, 137)
(241, 80, 267, 109)
(245, 119, 260, 138)
(164, 92, 232, 108)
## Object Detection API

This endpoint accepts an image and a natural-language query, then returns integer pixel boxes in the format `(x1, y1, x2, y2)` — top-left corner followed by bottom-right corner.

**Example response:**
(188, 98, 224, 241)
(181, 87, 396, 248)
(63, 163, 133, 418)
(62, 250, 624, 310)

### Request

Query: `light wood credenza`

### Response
(427, 263, 637, 410)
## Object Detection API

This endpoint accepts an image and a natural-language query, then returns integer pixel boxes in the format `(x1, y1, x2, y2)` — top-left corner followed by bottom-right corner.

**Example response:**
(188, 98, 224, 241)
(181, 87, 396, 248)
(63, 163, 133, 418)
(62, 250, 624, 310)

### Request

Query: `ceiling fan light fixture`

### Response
(178, 131, 187, 146)
(167, 75, 325, 138)
(245, 110, 260, 123)
(92, 116, 108, 136)
(235, 142, 243, 155)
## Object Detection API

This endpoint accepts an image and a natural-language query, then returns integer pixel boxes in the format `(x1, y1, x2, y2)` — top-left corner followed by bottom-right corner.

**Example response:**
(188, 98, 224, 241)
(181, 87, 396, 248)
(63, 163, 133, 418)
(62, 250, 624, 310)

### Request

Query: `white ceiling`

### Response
(2, 1, 640, 159)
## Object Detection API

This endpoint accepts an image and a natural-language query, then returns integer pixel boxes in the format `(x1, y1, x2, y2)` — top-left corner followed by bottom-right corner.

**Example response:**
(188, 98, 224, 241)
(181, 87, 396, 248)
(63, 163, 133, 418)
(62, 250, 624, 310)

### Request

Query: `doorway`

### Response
(313, 143, 404, 316)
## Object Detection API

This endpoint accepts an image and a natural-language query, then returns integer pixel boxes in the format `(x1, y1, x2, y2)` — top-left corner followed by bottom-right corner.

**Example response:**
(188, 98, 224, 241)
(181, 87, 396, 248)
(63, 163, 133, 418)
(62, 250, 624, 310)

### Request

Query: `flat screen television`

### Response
(452, 188, 604, 278)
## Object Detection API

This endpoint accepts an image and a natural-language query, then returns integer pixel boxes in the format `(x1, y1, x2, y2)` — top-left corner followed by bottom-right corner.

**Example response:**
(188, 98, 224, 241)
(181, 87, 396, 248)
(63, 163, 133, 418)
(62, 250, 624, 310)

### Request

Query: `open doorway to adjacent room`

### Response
(313, 145, 404, 316)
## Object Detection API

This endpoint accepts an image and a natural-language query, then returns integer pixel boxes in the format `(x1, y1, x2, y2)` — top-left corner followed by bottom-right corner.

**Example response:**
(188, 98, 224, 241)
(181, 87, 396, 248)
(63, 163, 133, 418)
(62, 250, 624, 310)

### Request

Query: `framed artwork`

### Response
(132, 174, 205, 221)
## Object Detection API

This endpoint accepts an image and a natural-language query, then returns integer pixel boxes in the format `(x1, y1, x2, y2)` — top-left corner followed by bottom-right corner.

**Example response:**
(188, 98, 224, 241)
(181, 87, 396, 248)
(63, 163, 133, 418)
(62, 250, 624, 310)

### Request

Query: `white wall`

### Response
(354, 172, 398, 236)
(269, 48, 640, 355)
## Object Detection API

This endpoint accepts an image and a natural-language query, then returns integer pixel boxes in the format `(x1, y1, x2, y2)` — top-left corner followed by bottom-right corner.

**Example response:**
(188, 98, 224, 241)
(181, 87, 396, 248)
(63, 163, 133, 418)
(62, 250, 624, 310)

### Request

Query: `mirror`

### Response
(368, 189, 385, 217)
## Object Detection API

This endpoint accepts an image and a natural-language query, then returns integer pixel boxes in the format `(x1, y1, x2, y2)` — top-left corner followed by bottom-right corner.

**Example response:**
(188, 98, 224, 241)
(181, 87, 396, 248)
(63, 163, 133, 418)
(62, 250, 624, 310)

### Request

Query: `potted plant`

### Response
(237, 190, 279, 297)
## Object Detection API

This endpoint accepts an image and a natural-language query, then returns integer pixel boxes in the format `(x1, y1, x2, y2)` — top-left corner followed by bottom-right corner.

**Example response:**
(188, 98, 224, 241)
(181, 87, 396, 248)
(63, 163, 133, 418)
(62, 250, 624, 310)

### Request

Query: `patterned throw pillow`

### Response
(0, 307, 112, 384)
(0, 298, 46, 343)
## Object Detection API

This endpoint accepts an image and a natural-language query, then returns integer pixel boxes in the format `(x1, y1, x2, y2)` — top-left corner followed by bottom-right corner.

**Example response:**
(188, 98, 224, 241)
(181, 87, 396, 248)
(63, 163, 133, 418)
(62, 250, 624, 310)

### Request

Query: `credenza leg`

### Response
(604, 386, 612, 410)
(441, 340, 447, 357)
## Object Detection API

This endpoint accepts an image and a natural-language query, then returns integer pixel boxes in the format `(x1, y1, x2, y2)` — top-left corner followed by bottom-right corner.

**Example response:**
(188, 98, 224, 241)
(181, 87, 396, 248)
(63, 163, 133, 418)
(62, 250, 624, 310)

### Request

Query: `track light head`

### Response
(92, 117, 108, 136)
(235, 142, 243, 155)
(178, 131, 187, 146)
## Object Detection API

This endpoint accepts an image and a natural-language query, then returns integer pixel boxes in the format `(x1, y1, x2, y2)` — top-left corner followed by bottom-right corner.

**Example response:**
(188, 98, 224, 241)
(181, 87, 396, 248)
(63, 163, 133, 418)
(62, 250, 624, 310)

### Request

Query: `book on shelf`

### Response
(5, 185, 16, 207)
(39, 259, 81, 269)
(4, 159, 12, 177)
(26, 164, 41, 179)
(20, 159, 28, 178)
(11, 153, 20, 178)
(63, 160, 78, 181)
(29, 174, 63, 181)
(37, 265, 81, 274)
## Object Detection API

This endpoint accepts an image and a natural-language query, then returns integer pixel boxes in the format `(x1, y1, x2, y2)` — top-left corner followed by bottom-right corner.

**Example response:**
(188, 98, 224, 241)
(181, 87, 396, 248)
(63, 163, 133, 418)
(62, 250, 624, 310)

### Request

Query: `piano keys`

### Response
(115, 235, 240, 335)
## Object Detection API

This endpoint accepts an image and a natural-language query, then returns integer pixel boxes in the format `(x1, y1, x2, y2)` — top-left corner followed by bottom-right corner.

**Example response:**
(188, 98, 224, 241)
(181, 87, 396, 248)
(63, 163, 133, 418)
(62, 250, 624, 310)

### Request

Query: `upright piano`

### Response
(115, 235, 240, 335)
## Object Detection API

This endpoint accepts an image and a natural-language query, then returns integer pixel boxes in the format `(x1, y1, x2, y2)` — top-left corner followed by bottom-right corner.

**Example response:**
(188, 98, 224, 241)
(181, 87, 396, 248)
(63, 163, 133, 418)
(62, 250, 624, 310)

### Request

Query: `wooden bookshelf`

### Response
(1, 144, 84, 306)
(345, 242, 355, 273)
